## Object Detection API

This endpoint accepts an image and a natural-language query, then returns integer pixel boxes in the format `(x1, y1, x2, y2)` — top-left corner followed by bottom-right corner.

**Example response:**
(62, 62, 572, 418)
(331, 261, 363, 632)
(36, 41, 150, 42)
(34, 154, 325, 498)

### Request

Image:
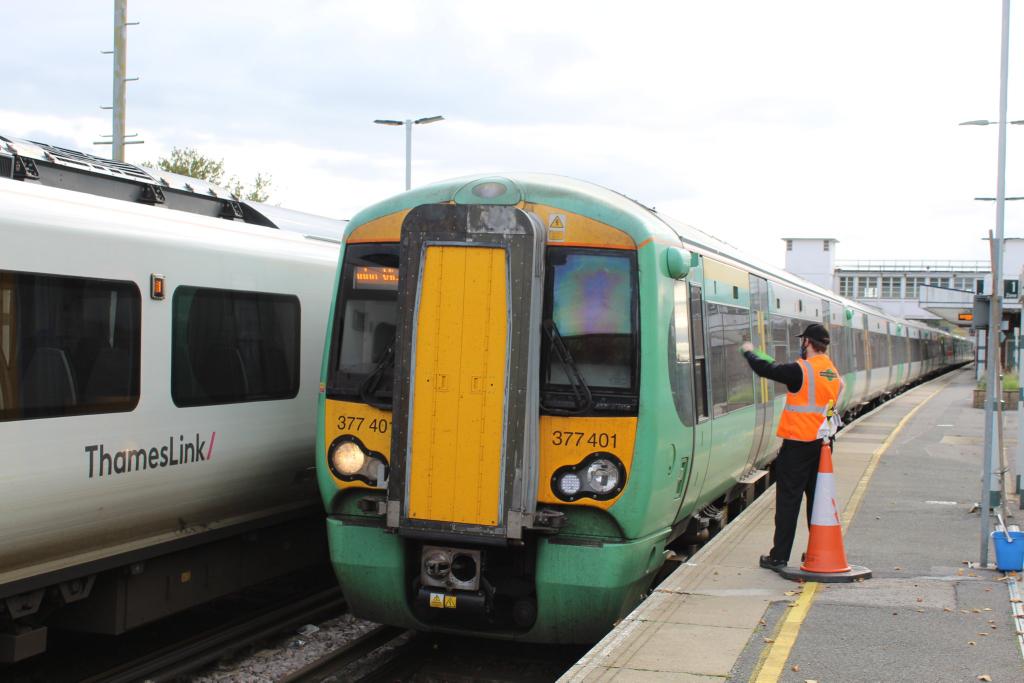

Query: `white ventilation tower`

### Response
(783, 237, 838, 291)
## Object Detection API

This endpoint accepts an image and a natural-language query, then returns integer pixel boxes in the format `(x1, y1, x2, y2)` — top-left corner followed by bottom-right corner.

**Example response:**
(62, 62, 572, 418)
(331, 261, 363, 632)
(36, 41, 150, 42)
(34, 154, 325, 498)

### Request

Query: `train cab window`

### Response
(541, 248, 638, 414)
(0, 270, 140, 422)
(172, 287, 299, 407)
(326, 244, 399, 406)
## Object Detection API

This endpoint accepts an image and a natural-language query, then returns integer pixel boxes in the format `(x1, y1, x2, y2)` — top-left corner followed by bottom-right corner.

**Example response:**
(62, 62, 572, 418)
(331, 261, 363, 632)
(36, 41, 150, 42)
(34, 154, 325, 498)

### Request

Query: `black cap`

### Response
(798, 323, 830, 346)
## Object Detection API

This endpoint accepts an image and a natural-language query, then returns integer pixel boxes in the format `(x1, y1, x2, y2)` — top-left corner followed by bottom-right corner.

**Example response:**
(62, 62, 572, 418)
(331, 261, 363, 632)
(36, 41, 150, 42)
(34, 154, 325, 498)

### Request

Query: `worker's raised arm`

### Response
(739, 341, 803, 394)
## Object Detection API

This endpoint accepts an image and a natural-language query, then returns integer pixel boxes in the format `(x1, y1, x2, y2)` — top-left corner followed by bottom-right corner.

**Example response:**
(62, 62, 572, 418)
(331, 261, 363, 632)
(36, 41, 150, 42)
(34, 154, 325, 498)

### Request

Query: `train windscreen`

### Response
(541, 247, 639, 414)
(326, 244, 400, 404)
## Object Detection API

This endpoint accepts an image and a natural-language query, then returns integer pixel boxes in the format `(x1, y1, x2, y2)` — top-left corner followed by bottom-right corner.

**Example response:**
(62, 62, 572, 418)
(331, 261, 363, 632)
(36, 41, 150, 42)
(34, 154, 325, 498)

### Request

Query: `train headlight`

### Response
(551, 452, 626, 502)
(327, 435, 389, 487)
(584, 458, 620, 495)
(556, 472, 582, 497)
(332, 440, 365, 475)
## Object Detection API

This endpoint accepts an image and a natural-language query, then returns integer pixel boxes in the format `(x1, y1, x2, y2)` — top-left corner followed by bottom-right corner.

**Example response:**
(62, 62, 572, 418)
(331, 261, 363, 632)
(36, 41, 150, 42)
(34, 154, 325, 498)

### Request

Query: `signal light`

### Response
(150, 274, 165, 300)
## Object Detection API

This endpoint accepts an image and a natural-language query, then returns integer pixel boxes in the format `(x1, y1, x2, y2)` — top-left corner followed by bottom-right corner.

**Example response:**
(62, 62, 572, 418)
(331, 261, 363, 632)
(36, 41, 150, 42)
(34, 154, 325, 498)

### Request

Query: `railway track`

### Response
(79, 587, 347, 683)
(282, 628, 586, 683)
(280, 624, 414, 682)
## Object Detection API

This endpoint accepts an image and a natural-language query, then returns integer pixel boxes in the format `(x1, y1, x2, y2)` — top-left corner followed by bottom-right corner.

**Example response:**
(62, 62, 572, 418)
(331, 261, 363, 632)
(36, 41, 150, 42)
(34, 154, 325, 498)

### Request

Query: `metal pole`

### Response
(404, 119, 412, 191)
(112, 0, 127, 162)
(981, 0, 1012, 567)
(1018, 332, 1023, 508)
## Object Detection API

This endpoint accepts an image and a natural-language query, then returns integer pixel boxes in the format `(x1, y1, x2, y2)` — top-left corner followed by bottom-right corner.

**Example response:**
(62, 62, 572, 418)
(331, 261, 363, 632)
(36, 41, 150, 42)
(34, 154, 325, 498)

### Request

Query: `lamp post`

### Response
(964, 0, 1013, 568)
(374, 115, 444, 191)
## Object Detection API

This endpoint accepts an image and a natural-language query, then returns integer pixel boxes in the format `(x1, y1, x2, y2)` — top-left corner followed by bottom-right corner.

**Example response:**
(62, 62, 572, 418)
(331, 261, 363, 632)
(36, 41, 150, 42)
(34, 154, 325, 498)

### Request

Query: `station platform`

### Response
(562, 367, 1024, 682)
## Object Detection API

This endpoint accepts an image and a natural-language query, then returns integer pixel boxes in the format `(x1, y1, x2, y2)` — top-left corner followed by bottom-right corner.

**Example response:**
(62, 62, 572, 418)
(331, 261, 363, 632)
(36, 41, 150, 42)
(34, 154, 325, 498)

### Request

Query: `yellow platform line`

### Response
(751, 379, 950, 683)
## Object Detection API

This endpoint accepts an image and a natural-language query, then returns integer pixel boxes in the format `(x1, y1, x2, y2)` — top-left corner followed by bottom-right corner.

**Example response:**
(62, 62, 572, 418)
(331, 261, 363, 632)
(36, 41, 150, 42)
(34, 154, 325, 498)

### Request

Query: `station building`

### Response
(782, 237, 1024, 372)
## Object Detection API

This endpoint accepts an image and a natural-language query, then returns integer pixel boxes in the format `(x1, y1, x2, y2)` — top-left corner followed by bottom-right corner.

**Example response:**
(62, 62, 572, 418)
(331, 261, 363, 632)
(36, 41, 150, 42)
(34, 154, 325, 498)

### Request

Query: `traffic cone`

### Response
(801, 443, 849, 572)
(778, 442, 872, 583)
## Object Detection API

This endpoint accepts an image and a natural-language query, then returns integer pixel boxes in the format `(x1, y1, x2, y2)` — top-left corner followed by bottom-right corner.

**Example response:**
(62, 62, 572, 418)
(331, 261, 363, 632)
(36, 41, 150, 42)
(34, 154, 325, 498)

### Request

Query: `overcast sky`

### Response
(2, 1, 1022, 268)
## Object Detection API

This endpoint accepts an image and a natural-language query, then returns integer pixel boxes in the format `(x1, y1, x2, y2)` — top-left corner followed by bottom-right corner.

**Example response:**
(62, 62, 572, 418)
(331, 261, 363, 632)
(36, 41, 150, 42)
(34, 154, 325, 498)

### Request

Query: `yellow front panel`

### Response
(408, 246, 508, 525)
(539, 416, 638, 509)
(323, 399, 392, 490)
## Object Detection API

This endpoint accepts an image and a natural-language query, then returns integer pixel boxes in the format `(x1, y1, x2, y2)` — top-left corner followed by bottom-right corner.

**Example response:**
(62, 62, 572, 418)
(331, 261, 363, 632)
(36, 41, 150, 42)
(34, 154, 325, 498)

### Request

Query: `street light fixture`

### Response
(958, 119, 1024, 125)
(374, 115, 445, 190)
(975, 196, 1024, 201)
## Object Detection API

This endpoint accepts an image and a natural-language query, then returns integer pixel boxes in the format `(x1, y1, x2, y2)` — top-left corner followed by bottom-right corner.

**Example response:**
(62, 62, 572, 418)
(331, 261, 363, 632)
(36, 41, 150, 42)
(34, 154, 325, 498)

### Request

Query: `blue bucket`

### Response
(991, 530, 1024, 571)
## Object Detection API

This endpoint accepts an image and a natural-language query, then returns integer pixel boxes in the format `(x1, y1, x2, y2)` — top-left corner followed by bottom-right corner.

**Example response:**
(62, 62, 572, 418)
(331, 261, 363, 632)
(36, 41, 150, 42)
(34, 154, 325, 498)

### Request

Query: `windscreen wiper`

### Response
(359, 341, 395, 410)
(541, 319, 593, 415)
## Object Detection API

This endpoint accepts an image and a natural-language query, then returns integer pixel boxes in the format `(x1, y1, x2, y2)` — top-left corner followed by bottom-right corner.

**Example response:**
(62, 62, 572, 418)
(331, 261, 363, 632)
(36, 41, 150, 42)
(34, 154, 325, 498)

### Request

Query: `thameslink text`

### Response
(84, 433, 216, 478)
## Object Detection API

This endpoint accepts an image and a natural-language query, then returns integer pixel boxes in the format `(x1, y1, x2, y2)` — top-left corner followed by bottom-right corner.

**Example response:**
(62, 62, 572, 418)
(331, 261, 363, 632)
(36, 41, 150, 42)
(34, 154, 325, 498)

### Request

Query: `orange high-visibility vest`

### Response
(777, 354, 842, 442)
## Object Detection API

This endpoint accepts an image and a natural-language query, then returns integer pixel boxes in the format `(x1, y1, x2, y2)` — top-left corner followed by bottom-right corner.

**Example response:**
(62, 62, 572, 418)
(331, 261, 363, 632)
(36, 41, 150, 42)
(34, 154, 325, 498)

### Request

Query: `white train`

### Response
(0, 136, 340, 661)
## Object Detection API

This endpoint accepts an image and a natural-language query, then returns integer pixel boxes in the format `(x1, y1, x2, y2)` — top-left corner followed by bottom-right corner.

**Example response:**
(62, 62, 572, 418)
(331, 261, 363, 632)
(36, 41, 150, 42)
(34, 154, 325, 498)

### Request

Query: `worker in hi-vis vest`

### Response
(740, 323, 844, 572)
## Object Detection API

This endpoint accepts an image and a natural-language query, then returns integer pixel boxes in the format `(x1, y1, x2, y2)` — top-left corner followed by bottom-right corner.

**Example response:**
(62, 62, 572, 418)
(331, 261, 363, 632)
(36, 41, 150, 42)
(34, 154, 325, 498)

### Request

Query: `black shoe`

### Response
(759, 554, 787, 572)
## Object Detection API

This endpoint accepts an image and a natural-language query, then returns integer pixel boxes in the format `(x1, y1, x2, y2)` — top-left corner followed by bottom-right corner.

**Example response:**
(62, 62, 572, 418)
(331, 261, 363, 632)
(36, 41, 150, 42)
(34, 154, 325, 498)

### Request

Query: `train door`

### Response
(883, 322, 894, 393)
(743, 275, 772, 471)
(862, 313, 872, 397)
(894, 323, 904, 388)
(386, 204, 545, 541)
(679, 281, 712, 517)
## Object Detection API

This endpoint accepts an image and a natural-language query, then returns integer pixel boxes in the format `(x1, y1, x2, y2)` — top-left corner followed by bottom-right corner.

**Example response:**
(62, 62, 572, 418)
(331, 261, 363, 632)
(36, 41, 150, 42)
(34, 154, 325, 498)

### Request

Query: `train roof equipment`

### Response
(0, 134, 344, 241)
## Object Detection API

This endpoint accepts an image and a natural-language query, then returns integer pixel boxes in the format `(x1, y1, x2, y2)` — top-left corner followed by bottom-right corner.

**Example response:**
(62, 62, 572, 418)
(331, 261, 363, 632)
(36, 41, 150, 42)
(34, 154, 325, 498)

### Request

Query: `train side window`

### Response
(786, 317, 806, 361)
(852, 328, 865, 371)
(668, 281, 694, 426)
(688, 283, 710, 420)
(707, 302, 752, 416)
(0, 270, 140, 422)
(172, 287, 300, 407)
(768, 315, 788, 365)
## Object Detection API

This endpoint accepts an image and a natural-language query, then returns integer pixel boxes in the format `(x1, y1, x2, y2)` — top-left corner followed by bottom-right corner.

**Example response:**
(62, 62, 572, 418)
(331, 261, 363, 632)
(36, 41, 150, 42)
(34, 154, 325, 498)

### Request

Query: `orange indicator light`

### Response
(151, 274, 165, 300)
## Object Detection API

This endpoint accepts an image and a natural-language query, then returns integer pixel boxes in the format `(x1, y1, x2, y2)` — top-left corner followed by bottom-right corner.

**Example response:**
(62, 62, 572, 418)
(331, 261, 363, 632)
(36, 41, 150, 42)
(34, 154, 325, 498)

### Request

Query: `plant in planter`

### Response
(975, 372, 1020, 410)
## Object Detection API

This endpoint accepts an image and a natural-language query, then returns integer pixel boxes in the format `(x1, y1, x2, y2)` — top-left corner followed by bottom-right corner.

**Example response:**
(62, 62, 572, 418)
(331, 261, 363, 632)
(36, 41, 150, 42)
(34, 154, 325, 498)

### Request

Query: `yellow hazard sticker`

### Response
(444, 595, 457, 608)
(429, 593, 444, 608)
(547, 214, 566, 241)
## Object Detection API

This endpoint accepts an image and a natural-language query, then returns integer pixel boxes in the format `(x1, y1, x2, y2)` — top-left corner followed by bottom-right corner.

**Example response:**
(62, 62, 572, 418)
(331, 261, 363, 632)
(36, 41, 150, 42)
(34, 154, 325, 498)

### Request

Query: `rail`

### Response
(279, 624, 413, 682)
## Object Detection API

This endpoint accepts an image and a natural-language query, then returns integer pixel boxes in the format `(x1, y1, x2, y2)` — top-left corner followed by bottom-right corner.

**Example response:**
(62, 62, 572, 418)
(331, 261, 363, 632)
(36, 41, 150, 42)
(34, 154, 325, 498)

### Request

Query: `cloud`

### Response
(3, 0, 1022, 269)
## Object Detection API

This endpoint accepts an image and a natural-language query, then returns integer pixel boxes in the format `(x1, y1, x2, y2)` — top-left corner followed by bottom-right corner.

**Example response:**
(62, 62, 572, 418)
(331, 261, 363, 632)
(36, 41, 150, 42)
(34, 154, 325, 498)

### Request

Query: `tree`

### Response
(228, 172, 272, 204)
(147, 147, 272, 203)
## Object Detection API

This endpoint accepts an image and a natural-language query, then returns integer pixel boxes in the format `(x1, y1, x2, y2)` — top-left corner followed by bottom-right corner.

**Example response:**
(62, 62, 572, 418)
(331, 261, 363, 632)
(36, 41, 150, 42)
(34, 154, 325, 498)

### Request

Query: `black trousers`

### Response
(770, 438, 823, 563)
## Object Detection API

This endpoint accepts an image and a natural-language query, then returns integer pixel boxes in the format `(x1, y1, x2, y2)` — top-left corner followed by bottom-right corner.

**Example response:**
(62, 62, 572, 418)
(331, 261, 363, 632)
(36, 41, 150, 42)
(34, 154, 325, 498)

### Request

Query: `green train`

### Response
(315, 174, 971, 643)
